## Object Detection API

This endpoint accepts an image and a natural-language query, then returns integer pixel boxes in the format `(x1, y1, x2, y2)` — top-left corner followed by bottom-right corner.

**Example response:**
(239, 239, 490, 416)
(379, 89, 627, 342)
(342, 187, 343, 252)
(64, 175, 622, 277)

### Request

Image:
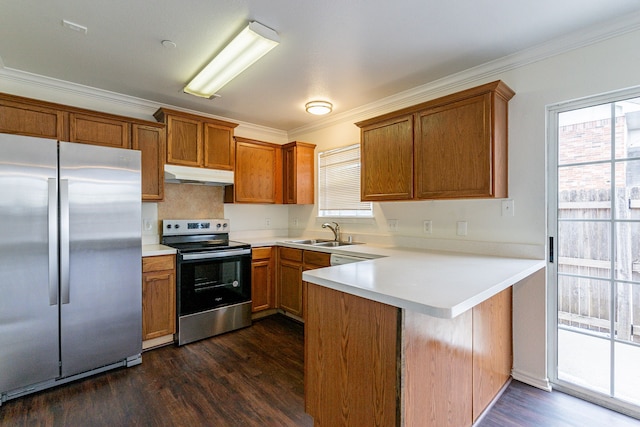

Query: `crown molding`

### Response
(287, 10, 640, 139)
(0, 66, 287, 142)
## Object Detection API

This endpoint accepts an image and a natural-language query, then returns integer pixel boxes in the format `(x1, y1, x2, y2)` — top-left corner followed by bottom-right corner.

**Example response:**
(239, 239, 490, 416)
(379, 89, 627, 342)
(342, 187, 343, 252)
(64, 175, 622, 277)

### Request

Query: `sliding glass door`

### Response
(549, 89, 640, 414)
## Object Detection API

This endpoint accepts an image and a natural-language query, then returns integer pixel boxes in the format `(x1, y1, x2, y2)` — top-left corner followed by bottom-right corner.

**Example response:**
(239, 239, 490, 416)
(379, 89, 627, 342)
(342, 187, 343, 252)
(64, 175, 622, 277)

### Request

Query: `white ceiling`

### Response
(1, 0, 640, 131)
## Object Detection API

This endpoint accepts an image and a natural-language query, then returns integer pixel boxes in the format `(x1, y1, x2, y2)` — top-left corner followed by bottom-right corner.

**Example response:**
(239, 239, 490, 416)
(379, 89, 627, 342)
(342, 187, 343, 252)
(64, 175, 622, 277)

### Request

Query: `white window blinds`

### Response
(318, 144, 373, 217)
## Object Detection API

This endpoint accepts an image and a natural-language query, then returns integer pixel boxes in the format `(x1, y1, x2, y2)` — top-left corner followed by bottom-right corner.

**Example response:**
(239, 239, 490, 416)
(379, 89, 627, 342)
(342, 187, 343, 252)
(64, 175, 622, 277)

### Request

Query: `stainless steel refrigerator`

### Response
(0, 134, 142, 404)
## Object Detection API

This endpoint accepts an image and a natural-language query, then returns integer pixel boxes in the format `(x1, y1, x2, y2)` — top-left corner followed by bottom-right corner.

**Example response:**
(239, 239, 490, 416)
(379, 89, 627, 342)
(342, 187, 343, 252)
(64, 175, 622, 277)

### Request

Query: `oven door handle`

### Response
(181, 248, 251, 261)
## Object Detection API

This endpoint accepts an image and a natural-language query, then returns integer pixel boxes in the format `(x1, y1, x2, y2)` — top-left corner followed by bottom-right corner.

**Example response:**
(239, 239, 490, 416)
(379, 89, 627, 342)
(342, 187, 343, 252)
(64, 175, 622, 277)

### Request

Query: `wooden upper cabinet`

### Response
(166, 114, 202, 166)
(283, 141, 316, 205)
(359, 114, 414, 201)
(204, 122, 235, 170)
(356, 80, 514, 201)
(132, 123, 166, 201)
(69, 112, 131, 148)
(0, 94, 67, 140)
(0, 92, 166, 201)
(154, 108, 238, 169)
(415, 90, 509, 199)
(234, 137, 282, 204)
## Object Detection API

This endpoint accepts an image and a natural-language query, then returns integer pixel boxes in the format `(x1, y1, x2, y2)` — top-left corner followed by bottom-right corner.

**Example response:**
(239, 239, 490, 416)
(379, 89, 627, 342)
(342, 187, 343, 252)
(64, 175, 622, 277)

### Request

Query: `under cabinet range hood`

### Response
(164, 164, 234, 186)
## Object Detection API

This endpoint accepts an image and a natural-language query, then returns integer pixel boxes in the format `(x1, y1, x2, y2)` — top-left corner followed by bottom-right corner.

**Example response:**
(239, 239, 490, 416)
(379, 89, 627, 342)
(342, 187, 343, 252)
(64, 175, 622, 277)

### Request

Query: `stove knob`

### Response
(223, 223, 228, 228)
(216, 223, 221, 229)
(166, 224, 172, 229)
(175, 224, 180, 229)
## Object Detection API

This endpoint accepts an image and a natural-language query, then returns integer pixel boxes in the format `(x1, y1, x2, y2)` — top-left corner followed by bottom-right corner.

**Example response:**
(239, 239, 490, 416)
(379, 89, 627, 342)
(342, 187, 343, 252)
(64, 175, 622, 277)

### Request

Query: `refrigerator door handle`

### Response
(60, 178, 70, 305)
(48, 178, 59, 306)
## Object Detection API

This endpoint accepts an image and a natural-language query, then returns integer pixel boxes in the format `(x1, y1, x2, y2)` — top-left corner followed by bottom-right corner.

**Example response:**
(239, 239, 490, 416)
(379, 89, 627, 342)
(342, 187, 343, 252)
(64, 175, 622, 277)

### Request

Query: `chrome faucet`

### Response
(322, 222, 340, 241)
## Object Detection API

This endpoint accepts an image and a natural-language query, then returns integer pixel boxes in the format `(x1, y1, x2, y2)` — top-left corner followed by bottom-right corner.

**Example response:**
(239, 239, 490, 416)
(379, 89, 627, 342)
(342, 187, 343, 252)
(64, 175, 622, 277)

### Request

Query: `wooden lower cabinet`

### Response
(142, 254, 176, 343)
(278, 247, 304, 317)
(251, 247, 275, 312)
(277, 248, 331, 319)
(472, 286, 512, 420)
(305, 284, 399, 426)
(305, 284, 513, 426)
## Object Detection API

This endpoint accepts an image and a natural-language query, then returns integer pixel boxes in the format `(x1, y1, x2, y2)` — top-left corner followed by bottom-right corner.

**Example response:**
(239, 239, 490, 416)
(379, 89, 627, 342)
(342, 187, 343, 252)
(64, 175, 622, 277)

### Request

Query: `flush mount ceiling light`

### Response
(184, 21, 279, 99)
(305, 100, 333, 115)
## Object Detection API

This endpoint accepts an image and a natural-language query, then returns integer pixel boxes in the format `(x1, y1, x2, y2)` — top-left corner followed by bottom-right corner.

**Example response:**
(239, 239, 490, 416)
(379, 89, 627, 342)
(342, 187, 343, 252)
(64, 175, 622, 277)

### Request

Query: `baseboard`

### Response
(511, 368, 552, 392)
(142, 334, 174, 351)
(251, 309, 279, 320)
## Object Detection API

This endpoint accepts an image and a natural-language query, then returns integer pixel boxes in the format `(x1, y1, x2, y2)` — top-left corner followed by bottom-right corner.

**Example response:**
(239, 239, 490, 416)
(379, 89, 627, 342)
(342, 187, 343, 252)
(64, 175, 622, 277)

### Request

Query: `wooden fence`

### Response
(558, 187, 640, 343)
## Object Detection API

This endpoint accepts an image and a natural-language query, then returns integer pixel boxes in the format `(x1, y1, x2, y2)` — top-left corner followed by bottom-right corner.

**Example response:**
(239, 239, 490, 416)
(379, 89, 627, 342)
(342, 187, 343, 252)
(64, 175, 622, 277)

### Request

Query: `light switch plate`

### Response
(456, 221, 467, 236)
(423, 220, 432, 234)
(501, 199, 515, 217)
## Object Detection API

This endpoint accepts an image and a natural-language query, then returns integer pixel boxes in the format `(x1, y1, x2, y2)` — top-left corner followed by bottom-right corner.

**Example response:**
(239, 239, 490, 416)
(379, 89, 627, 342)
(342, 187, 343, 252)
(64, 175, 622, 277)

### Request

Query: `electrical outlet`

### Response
(423, 220, 432, 234)
(456, 221, 467, 236)
(265, 218, 271, 228)
(292, 218, 298, 227)
(388, 219, 399, 232)
(501, 199, 515, 217)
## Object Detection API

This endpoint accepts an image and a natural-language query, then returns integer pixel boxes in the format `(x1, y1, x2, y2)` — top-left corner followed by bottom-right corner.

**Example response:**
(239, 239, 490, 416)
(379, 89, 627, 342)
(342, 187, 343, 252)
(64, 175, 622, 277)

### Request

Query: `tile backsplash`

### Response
(157, 183, 224, 220)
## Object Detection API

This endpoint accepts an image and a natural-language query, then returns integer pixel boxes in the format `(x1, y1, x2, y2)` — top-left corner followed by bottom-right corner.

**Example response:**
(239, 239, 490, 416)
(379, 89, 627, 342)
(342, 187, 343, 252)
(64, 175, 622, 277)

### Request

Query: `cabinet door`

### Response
(252, 247, 274, 312)
(132, 124, 165, 201)
(235, 138, 282, 203)
(279, 259, 303, 316)
(360, 114, 414, 201)
(203, 122, 235, 170)
(283, 142, 316, 205)
(166, 115, 202, 166)
(142, 269, 176, 340)
(0, 97, 67, 139)
(415, 93, 493, 199)
(252, 259, 272, 312)
(69, 113, 130, 148)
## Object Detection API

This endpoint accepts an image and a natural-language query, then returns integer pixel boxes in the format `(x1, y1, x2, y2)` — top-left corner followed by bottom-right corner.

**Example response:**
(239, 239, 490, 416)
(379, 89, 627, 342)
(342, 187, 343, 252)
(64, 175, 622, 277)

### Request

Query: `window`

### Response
(318, 144, 373, 217)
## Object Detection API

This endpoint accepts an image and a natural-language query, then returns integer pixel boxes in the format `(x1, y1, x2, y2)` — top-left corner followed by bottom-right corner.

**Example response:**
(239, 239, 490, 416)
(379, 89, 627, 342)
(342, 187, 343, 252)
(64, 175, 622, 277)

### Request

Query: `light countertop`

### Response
(150, 235, 545, 319)
(302, 247, 544, 319)
(269, 237, 545, 319)
(142, 244, 177, 257)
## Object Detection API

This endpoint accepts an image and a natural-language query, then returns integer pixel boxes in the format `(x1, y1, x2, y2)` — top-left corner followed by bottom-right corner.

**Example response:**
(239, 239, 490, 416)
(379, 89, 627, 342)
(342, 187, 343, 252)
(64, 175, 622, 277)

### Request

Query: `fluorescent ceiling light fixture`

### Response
(184, 21, 279, 98)
(305, 100, 333, 115)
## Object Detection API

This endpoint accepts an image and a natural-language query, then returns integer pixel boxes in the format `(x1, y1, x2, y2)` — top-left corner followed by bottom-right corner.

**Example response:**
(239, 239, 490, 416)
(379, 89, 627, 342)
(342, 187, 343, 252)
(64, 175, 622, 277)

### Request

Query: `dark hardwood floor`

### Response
(0, 315, 313, 427)
(477, 380, 640, 427)
(1, 314, 639, 426)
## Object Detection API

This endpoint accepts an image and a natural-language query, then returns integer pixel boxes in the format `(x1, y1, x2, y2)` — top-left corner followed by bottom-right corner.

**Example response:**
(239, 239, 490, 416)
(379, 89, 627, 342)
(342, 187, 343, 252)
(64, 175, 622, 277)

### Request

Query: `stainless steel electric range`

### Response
(161, 219, 251, 346)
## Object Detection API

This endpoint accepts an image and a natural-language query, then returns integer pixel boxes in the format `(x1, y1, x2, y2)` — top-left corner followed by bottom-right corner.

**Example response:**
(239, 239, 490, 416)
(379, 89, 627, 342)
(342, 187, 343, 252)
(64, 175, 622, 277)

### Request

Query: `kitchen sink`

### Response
(312, 241, 357, 247)
(286, 239, 333, 245)
(285, 239, 360, 247)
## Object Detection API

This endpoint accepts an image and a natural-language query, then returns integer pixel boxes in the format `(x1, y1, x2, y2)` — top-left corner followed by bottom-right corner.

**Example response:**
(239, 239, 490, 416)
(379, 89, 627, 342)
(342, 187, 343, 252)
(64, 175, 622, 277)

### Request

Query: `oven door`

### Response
(177, 248, 251, 316)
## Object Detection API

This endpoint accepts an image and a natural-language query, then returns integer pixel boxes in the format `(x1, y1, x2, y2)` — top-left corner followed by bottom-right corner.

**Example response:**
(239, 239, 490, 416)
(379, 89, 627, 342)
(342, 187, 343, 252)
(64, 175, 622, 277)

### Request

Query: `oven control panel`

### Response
(162, 219, 230, 236)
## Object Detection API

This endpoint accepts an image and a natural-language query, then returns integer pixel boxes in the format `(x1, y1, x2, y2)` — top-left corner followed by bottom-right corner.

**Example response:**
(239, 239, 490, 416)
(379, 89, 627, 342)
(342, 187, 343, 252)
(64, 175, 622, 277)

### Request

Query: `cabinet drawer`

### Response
(304, 250, 331, 268)
(280, 247, 303, 262)
(252, 246, 272, 260)
(143, 254, 176, 273)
